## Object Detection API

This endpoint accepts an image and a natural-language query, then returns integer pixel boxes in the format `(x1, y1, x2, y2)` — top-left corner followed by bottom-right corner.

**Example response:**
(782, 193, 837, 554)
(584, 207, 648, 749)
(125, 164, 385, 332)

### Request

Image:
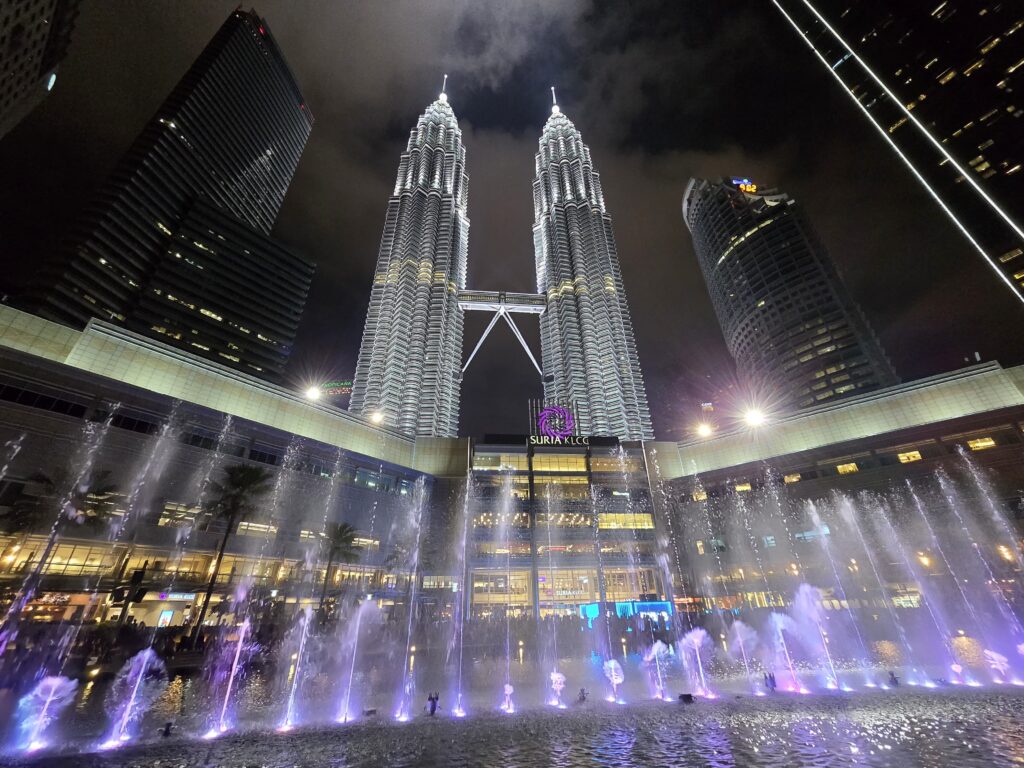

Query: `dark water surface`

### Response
(3, 688, 1024, 767)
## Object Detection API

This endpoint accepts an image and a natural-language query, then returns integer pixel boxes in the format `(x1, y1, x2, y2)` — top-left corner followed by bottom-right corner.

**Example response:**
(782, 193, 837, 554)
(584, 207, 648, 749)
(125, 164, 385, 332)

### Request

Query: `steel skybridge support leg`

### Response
(501, 311, 543, 377)
(462, 309, 504, 375)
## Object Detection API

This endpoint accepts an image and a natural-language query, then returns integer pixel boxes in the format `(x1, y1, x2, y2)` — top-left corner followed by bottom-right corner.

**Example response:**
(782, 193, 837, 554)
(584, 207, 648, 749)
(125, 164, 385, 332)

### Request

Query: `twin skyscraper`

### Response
(350, 87, 654, 441)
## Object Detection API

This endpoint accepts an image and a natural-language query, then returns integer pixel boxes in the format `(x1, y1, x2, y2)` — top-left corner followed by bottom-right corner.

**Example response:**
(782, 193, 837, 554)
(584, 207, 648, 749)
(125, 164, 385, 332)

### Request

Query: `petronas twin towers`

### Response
(350, 87, 653, 441)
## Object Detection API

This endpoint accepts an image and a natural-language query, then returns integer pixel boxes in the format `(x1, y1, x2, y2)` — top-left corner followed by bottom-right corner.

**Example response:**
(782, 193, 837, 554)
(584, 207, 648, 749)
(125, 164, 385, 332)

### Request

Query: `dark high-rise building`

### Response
(133, 198, 314, 378)
(0, 0, 80, 140)
(29, 9, 313, 381)
(683, 177, 898, 409)
(771, 0, 1024, 303)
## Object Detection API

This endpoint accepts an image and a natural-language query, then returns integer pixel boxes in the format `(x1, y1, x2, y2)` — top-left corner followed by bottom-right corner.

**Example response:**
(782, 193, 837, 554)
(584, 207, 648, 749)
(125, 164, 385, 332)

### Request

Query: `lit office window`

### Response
(967, 437, 996, 451)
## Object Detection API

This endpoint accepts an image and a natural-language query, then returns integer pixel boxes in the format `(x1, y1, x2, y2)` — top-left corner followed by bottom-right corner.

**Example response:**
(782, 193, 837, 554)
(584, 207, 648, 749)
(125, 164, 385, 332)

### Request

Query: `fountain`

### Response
(16, 676, 78, 752)
(727, 620, 761, 695)
(681, 628, 714, 697)
(205, 617, 251, 738)
(99, 649, 168, 749)
(602, 658, 624, 702)
(394, 478, 428, 722)
(278, 607, 312, 731)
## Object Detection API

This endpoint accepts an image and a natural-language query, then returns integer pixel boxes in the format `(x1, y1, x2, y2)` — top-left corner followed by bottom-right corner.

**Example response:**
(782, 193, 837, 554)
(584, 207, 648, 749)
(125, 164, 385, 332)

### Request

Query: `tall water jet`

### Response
(806, 500, 872, 678)
(0, 408, 118, 655)
(907, 481, 989, 683)
(681, 628, 714, 697)
(792, 584, 842, 690)
(16, 676, 78, 753)
(727, 620, 761, 694)
(394, 478, 427, 722)
(836, 493, 921, 680)
(766, 612, 804, 693)
(278, 606, 312, 732)
(644, 640, 670, 700)
(498, 472, 515, 713)
(867, 496, 960, 680)
(541, 482, 566, 707)
(205, 617, 251, 738)
(448, 470, 472, 717)
(936, 470, 1024, 639)
(337, 599, 376, 723)
(99, 649, 168, 749)
(0, 432, 24, 483)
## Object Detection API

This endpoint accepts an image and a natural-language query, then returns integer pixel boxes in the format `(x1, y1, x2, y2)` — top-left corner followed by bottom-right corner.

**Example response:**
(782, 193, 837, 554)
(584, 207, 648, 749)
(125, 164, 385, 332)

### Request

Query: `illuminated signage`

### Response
(528, 435, 590, 446)
(731, 178, 757, 194)
(158, 592, 196, 601)
(537, 405, 574, 439)
(320, 380, 353, 396)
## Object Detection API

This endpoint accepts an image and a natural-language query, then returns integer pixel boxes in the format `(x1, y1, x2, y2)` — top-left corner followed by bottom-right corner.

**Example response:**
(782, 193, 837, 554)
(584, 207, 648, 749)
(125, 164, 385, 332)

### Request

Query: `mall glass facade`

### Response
(465, 437, 663, 618)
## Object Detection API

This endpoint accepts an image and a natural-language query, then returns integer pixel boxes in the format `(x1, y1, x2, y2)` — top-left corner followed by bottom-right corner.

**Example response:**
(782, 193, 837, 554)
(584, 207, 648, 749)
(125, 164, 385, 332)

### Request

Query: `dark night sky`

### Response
(1, 1, 1021, 440)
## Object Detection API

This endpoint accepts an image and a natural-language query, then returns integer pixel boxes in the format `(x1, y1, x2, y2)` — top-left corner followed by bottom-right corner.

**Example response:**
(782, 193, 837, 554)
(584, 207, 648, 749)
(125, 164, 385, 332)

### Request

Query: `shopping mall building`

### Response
(0, 304, 1022, 627)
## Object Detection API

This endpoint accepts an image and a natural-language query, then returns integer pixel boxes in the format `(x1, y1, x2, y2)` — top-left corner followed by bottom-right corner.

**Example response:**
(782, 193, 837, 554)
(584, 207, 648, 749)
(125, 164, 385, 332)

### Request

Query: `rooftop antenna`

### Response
(439, 73, 448, 102)
(550, 86, 559, 114)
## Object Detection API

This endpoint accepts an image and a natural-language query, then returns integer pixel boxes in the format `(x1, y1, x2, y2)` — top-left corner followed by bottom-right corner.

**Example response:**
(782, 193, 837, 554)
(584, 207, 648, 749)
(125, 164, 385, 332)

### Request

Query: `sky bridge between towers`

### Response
(458, 289, 547, 380)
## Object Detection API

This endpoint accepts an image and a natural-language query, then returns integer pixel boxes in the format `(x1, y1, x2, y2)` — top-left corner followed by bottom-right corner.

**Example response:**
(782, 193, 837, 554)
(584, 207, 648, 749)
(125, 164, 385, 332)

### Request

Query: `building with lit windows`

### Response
(683, 177, 898, 409)
(533, 101, 654, 440)
(663, 362, 1024, 617)
(0, 305, 1022, 626)
(0, 0, 80, 140)
(26, 8, 313, 381)
(771, 0, 1024, 303)
(349, 87, 468, 437)
(461, 436, 664, 618)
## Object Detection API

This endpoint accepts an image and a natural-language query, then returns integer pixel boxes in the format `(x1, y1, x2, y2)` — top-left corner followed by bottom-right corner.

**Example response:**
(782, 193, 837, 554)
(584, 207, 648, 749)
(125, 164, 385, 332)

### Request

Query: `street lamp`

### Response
(370, 411, 385, 424)
(304, 386, 321, 400)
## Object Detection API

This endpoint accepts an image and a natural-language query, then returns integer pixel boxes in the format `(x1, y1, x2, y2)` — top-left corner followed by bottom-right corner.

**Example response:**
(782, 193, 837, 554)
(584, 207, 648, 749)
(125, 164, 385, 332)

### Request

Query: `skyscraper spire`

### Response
(350, 90, 469, 436)
(440, 73, 448, 102)
(532, 100, 654, 440)
(550, 86, 559, 114)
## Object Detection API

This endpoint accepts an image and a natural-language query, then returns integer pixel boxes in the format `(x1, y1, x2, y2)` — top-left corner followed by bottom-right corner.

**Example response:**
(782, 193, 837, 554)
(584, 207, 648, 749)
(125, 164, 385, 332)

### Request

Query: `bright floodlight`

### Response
(695, 423, 714, 438)
(370, 411, 385, 424)
(304, 386, 321, 400)
(743, 408, 766, 427)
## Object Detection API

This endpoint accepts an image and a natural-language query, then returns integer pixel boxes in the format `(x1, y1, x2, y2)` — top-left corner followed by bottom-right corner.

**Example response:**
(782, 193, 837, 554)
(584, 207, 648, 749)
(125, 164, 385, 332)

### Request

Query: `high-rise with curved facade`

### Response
(349, 91, 469, 437)
(683, 177, 897, 408)
(532, 103, 654, 440)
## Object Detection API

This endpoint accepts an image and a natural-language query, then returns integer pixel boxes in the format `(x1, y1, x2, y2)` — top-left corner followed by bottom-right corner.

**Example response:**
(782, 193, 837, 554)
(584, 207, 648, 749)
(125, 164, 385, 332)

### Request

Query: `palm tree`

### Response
(190, 464, 274, 641)
(317, 522, 362, 613)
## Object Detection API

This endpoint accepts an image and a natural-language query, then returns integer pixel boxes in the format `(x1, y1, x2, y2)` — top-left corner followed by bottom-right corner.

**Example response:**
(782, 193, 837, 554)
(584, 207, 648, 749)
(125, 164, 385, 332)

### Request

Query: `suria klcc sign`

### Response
(530, 405, 590, 445)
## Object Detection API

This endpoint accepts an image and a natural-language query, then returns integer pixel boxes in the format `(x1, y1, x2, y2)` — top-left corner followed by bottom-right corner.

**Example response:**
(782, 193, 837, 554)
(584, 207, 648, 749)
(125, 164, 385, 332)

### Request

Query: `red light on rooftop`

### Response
(258, 25, 265, 35)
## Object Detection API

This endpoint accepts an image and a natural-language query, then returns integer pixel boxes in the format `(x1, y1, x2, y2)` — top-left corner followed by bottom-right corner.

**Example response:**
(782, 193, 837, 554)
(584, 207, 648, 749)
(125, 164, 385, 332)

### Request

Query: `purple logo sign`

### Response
(537, 405, 574, 439)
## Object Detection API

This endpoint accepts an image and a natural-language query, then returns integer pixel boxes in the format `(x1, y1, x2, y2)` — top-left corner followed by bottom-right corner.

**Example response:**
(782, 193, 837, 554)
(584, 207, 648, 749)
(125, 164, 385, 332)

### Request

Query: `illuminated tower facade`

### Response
(349, 87, 469, 437)
(771, 0, 1024, 303)
(684, 177, 898, 408)
(532, 98, 654, 440)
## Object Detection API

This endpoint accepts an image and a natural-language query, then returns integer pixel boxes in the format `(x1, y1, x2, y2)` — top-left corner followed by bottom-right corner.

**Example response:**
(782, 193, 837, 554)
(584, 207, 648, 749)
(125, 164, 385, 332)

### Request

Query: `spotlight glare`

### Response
(743, 408, 766, 427)
(695, 423, 714, 438)
(370, 411, 385, 424)
(304, 386, 321, 400)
